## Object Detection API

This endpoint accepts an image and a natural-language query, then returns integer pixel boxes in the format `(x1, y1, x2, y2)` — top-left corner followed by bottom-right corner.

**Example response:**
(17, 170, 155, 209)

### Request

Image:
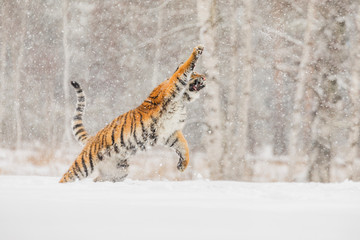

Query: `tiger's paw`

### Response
(177, 159, 188, 172)
(193, 45, 204, 58)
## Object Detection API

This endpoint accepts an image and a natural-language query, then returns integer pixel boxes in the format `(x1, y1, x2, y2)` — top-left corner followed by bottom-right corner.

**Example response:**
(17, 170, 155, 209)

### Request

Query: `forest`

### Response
(1, 0, 360, 182)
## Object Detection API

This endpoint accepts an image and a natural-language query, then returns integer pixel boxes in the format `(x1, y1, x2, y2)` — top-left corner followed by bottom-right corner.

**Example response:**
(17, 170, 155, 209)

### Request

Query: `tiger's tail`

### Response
(71, 81, 90, 146)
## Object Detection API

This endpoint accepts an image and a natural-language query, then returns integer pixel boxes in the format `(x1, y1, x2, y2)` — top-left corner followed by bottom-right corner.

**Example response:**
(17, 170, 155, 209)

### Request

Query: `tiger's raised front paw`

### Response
(193, 45, 204, 58)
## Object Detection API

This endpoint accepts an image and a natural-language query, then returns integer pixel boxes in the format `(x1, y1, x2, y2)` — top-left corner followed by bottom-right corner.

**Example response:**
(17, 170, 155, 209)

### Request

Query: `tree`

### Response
(197, 0, 223, 179)
(346, 1, 360, 180)
(307, 0, 350, 182)
(61, 0, 72, 148)
(288, 0, 317, 181)
(230, 0, 254, 180)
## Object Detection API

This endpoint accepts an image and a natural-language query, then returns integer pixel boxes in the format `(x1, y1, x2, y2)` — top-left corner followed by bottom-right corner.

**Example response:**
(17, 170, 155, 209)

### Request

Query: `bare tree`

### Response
(62, 0, 72, 148)
(347, 2, 360, 181)
(0, 2, 7, 138)
(222, 0, 240, 179)
(151, 1, 166, 88)
(307, 0, 350, 182)
(13, 2, 29, 150)
(288, 0, 317, 180)
(234, 0, 254, 180)
(197, 0, 223, 179)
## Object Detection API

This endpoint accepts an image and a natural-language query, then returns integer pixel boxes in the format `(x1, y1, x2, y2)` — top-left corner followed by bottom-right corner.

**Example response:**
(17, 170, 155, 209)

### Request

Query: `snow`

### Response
(1, 176, 360, 240)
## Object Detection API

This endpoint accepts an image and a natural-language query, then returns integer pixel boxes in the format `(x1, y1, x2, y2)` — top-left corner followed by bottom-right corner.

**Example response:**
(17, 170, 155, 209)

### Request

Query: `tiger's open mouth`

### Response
(189, 77, 206, 92)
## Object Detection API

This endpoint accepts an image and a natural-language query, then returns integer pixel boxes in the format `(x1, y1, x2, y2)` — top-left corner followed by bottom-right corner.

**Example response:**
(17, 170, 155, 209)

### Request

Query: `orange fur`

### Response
(60, 45, 204, 183)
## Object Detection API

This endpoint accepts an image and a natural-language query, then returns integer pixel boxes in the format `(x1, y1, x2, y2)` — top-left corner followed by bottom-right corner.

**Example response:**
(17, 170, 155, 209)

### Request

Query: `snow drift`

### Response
(1, 176, 360, 240)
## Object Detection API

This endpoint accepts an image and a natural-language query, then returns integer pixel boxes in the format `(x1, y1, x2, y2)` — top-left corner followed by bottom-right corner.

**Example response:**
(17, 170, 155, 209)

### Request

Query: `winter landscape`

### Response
(1, 176, 360, 240)
(2, 0, 360, 239)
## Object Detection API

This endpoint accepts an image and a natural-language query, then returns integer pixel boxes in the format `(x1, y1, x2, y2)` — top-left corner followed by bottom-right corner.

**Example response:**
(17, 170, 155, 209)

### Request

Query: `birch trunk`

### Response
(348, 3, 360, 181)
(151, 1, 165, 88)
(288, 0, 316, 181)
(223, 0, 240, 180)
(14, 3, 27, 150)
(272, 2, 287, 156)
(62, 0, 72, 148)
(307, 0, 349, 182)
(234, 0, 253, 180)
(197, 0, 223, 179)
(0, 3, 6, 133)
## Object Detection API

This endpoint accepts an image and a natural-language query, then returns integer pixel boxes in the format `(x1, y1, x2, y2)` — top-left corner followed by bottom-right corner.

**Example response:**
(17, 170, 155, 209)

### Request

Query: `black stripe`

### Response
(106, 147, 112, 157)
(78, 96, 85, 102)
(75, 161, 84, 178)
(144, 100, 157, 105)
(151, 116, 158, 124)
(111, 126, 116, 146)
(138, 108, 149, 114)
(72, 123, 83, 130)
(170, 138, 178, 148)
(130, 111, 134, 136)
(78, 133, 87, 141)
(75, 128, 85, 136)
(101, 133, 107, 147)
(72, 167, 80, 179)
(93, 142, 100, 157)
(114, 144, 120, 153)
(183, 92, 191, 101)
(149, 93, 160, 100)
(81, 154, 88, 177)
(120, 113, 128, 147)
(76, 106, 84, 112)
(175, 83, 180, 92)
(165, 135, 173, 145)
(162, 98, 171, 109)
(76, 89, 83, 94)
(73, 114, 82, 120)
(190, 62, 195, 71)
(138, 112, 148, 142)
(88, 151, 94, 172)
(97, 152, 103, 161)
(178, 78, 186, 86)
(149, 117, 158, 145)
(133, 112, 141, 148)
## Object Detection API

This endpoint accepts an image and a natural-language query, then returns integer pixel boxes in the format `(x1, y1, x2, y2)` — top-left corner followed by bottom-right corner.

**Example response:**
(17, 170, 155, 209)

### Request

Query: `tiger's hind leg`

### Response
(166, 130, 189, 172)
(94, 158, 129, 182)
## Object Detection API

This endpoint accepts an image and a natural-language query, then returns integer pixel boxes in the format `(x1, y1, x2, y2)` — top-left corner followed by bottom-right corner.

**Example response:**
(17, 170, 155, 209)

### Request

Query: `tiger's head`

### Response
(183, 72, 206, 102)
(189, 72, 206, 92)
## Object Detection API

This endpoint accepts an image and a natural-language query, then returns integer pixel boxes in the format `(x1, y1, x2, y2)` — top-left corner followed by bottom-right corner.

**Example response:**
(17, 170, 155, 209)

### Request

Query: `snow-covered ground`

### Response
(1, 176, 360, 240)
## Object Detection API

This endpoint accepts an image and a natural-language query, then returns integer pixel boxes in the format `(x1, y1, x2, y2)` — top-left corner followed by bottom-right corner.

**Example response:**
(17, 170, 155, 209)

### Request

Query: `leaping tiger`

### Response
(60, 45, 205, 183)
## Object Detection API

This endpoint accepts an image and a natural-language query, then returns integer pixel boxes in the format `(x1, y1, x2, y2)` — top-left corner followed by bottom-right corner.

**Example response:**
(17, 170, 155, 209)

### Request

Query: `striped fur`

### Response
(60, 45, 205, 183)
(70, 81, 90, 146)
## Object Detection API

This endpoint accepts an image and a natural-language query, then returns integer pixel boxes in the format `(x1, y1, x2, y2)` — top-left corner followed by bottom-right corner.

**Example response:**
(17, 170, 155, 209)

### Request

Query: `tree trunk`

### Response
(62, 0, 72, 148)
(234, 0, 253, 180)
(197, 0, 223, 179)
(288, 0, 316, 181)
(348, 2, 360, 181)
(151, 0, 165, 88)
(0, 3, 7, 138)
(222, 0, 240, 180)
(14, 2, 27, 150)
(307, 0, 349, 182)
(271, 2, 287, 156)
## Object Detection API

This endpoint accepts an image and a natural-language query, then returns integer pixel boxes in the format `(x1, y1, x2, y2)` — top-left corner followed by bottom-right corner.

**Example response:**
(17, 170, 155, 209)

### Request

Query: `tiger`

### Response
(60, 45, 205, 183)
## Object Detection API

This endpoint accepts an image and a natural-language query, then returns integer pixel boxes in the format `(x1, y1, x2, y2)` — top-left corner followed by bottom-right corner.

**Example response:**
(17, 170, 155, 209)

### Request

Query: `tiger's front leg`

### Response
(166, 130, 190, 172)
